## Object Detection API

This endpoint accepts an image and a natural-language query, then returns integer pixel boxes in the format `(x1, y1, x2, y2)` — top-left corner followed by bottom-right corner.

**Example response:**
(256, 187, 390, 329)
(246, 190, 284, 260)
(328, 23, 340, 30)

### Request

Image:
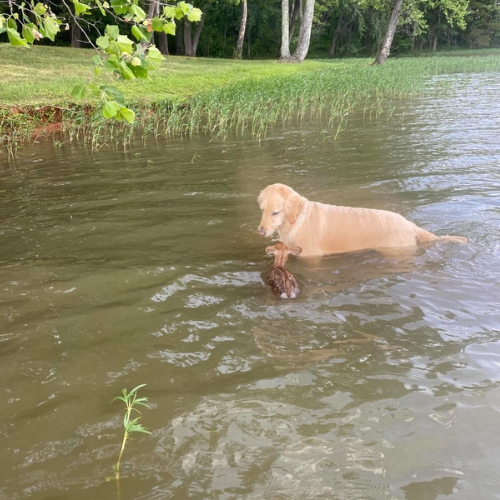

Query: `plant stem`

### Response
(115, 400, 133, 479)
(115, 430, 128, 479)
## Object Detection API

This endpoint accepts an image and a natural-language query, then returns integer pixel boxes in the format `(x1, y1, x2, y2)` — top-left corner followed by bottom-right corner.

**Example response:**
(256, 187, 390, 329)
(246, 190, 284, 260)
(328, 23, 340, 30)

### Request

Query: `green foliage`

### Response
(2, 0, 202, 123)
(112, 384, 151, 479)
(464, 0, 500, 48)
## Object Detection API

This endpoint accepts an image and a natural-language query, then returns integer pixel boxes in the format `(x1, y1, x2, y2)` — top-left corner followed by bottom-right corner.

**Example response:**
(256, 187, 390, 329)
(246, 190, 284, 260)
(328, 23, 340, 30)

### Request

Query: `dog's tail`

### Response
(437, 235, 468, 243)
(416, 227, 468, 244)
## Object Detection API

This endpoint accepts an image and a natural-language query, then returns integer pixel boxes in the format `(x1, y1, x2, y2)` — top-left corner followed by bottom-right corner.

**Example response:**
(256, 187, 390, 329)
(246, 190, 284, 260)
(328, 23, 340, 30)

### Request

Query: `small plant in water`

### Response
(112, 384, 151, 480)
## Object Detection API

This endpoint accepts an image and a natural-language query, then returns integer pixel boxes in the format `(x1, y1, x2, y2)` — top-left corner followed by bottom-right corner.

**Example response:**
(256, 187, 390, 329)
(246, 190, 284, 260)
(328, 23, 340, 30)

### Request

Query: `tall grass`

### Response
(2, 52, 500, 157)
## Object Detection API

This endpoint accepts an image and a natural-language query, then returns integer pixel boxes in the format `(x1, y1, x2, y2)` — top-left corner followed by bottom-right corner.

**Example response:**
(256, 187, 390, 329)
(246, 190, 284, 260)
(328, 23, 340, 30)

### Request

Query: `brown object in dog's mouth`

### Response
(265, 241, 301, 299)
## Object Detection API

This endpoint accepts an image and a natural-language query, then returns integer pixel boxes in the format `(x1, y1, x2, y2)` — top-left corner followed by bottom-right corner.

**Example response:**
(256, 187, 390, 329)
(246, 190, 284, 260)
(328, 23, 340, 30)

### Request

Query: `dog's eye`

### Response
(272, 211, 280, 216)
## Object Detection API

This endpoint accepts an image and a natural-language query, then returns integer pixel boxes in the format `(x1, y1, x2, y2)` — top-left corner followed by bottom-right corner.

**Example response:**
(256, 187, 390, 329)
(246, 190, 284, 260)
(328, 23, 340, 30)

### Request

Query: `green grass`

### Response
(0, 44, 343, 107)
(1, 44, 500, 157)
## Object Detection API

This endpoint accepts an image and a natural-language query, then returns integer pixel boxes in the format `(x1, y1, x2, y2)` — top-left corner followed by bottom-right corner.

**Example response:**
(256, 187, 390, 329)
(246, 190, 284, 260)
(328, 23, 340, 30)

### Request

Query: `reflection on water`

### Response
(1, 73, 500, 499)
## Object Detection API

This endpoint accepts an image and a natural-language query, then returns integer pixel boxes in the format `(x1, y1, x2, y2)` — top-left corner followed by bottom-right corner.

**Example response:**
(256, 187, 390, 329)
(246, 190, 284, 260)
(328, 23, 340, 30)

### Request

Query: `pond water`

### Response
(1, 73, 500, 500)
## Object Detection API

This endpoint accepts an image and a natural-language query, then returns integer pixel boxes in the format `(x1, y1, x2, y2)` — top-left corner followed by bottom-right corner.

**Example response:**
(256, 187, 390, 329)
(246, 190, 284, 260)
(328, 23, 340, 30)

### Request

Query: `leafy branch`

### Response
(0, 0, 202, 122)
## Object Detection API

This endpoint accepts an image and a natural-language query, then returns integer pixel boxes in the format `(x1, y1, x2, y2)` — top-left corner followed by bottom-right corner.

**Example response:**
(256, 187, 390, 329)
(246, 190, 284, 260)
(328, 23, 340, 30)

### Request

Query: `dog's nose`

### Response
(257, 227, 266, 236)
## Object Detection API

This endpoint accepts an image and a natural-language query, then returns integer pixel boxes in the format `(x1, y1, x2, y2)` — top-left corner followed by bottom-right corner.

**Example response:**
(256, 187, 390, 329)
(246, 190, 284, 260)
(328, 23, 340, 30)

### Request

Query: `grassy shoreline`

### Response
(2, 44, 500, 157)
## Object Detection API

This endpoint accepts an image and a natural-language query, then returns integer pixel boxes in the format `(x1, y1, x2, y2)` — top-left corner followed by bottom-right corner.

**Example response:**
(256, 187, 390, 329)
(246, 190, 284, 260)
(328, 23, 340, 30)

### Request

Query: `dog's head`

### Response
(257, 184, 305, 237)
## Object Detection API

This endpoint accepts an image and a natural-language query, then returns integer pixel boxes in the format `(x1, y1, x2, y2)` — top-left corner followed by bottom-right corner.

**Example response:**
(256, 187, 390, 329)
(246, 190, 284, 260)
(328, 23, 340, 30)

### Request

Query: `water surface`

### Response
(1, 73, 500, 499)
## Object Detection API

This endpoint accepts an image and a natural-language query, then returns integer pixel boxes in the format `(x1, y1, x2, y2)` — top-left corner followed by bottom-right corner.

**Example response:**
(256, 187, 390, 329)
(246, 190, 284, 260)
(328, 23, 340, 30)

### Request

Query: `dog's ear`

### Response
(287, 245, 302, 256)
(285, 193, 305, 225)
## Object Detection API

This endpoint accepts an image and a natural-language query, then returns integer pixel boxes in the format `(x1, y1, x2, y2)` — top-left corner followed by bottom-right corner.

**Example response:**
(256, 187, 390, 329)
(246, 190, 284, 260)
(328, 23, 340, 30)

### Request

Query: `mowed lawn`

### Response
(0, 44, 353, 108)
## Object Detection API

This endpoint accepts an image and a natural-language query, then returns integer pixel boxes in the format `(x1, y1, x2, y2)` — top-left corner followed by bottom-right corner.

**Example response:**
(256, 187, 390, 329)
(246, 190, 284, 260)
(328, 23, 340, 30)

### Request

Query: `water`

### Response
(1, 73, 500, 499)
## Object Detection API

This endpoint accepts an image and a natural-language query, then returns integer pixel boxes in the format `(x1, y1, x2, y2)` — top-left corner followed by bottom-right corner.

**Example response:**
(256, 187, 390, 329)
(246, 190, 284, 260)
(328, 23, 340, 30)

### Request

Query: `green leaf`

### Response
(87, 83, 100, 95)
(104, 55, 119, 72)
(130, 425, 151, 434)
(130, 63, 148, 78)
(133, 399, 150, 406)
(110, 0, 127, 15)
(42, 17, 60, 41)
(7, 18, 17, 29)
(101, 85, 125, 105)
(163, 20, 176, 36)
(92, 54, 101, 65)
(33, 3, 46, 15)
(151, 17, 164, 32)
(163, 5, 175, 18)
(140, 25, 152, 41)
(22, 24, 35, 43)
(131, 24, 146, 41)
(177, 1, 190, 15)
(94, 66, 102, 76)
(128, 384, 147, 396)
(105, 24, 120, 40)
(95, 0, 106, 16)
(128, 4, 146, 22)
(7, 28, 28, 47)
(187, 7, 202, 22)
(73, 0, 90, 16)
(96, 35, 109, 49)
(71, 83, 87, 99)
(102, 100, 122, 119)
(116, 34, 134, 54)
(144, 46, 163, 71)
(118, 60, 135, 80)
(116, 107, 135, 123)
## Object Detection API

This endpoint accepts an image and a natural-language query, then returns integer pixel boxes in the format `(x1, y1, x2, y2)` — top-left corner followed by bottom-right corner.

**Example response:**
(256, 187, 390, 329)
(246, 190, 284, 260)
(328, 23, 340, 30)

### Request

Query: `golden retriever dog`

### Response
(257, 183, 467, 257)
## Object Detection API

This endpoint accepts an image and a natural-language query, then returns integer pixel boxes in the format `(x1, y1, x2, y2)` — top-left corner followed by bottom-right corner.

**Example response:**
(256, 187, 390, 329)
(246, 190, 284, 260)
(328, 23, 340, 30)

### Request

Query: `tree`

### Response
(235, 0, 247, 58)
(281, 0, 316, 62)
(280, 0, 290, 59)
(373, 0, 404, 63)
(184, 14, 205, 55)
(464, 0, 500, 48)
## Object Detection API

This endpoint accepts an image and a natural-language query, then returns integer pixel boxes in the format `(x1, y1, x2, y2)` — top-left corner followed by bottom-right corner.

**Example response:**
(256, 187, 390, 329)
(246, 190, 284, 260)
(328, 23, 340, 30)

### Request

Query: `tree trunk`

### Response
(192, 14, 205, 55)
(431, 34, 438, 50)
(71, 16, 82, 48)
(184, 15, 205, 56)
(141, 0, 159, 50)
(280, 0, 290, 59)
(289, 0, 301, 39)
(158, 32, 169, 54)
(184, 20, 194, 55)
(235, 0, 247, 59)
(329, 8, 343, 57)
(283, 0, 315, 63)
(157, 0, 168, 56)
(373, 0, 403, 65)
(176, 19, 184, 55)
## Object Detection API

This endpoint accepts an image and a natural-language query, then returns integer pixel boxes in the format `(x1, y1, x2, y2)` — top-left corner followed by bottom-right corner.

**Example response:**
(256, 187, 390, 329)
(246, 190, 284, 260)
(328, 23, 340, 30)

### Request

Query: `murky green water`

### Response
(1, 73, 500, 499)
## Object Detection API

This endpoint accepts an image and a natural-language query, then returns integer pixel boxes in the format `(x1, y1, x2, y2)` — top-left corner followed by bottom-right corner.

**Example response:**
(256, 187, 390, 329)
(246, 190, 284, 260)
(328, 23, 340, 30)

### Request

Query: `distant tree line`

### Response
(1, 0, 499, 60)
